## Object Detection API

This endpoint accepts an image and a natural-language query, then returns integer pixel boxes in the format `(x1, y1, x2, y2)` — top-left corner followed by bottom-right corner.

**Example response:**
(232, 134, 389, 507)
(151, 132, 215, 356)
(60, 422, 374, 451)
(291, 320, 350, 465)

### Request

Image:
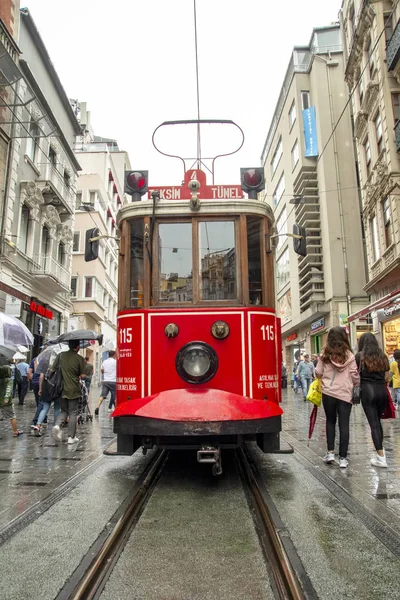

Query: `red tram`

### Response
(85, 122, 305, 473)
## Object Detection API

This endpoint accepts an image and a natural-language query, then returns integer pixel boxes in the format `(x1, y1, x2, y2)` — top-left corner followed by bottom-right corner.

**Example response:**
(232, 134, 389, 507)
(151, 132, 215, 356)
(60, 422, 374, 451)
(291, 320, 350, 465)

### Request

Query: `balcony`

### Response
(387, 19, 400, 71)
(395, 120, 400, 152)
(36, 162, 75, 215)
(30, 255, 70, 291)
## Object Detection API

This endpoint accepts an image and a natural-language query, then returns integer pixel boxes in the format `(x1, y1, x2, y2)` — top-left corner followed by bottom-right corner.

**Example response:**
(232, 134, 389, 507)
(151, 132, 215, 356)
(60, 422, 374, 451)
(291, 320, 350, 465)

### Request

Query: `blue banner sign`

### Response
(302, 106, 319, 157)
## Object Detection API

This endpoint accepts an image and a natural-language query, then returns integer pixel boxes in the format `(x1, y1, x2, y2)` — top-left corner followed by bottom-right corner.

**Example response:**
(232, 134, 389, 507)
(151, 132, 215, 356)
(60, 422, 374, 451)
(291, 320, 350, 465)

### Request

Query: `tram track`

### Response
(57, 447, 314, 600)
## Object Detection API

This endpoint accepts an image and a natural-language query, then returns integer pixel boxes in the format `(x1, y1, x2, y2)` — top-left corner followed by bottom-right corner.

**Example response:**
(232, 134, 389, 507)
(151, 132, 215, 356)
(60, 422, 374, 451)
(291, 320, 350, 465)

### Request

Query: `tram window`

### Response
(130, 220, 144, 307)
(199, 221, 237, 301)
(247, 217, 262, 305)
(158, 223, 193, 302)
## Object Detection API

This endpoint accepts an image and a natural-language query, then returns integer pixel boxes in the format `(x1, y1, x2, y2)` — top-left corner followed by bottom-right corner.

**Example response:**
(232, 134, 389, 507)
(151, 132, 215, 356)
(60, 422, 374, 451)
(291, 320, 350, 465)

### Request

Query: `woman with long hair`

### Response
(390, 349, 400, 409)
(357, 332, 390, 468)
(315, 327, 359, 468)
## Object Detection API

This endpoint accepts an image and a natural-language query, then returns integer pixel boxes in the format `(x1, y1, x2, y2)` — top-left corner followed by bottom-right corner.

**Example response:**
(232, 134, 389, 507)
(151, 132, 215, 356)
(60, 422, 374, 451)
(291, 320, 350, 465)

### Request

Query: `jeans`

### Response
(56, 397, 79, 439)
(300, 377, 312, 398)
(393, 388, 400, 405)
(322, 393, 352, 458)
(37, 398, 60, 426)
(32, 383, 43, 425)
(17, 376, 28, 404)
(85, 378, 92, 395)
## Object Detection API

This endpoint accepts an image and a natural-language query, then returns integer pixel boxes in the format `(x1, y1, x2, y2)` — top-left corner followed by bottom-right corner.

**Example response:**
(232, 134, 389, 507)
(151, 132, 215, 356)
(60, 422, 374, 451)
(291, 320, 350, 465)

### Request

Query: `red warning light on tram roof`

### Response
(126, 171, 146, 191)
(242, 169, 263, 189)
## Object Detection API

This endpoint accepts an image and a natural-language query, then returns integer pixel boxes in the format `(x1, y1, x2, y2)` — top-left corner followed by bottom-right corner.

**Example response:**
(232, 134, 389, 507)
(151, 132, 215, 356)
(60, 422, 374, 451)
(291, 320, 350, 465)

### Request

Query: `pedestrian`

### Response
(84, 357, 93, 395)
(315, 326, 359, 468)
(28, 356, 47, 429)
(356, 332, 390, 468)
(298, 354, 315, 400)
(32, 376, 61, 436)
(0, 361, 23, 437)
(95, 350, 116, 415)
(51, 340, 87, 445)
(312, 354, 318, 368)
(390, 349, 400, 409)
(15, 357, 29, 405)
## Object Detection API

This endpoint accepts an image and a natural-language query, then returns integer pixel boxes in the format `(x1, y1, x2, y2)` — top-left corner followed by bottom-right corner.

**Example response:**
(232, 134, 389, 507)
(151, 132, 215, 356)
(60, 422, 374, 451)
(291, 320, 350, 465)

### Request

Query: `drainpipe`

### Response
(314, 55, 353, 343)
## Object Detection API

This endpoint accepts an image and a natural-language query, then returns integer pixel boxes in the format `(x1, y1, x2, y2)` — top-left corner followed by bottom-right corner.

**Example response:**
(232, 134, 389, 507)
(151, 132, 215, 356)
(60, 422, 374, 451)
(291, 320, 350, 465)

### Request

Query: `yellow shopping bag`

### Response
(306, 378, 322, 407)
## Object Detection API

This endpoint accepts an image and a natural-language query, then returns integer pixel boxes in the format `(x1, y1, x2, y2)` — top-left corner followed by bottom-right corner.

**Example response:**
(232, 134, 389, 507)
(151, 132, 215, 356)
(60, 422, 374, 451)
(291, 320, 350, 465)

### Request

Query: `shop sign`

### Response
(377, 302, 400, 322)
(286, 333, 298, 342)
(30, 300, 53, 320)
(5, 294, 21, 317)
(311, 317, 325, 333)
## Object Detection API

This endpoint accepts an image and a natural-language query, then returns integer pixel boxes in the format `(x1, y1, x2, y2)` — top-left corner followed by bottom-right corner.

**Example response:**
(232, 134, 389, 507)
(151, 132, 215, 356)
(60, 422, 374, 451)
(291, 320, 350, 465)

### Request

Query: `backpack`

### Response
(45, 355, 64, 399)
(14, 366, 22, 384)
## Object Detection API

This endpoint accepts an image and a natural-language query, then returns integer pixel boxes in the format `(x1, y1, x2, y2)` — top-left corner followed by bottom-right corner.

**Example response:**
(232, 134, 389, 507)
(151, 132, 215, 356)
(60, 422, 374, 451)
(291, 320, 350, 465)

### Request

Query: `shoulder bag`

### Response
(352, 355, 362, 405)
(46, 355, 64, 399)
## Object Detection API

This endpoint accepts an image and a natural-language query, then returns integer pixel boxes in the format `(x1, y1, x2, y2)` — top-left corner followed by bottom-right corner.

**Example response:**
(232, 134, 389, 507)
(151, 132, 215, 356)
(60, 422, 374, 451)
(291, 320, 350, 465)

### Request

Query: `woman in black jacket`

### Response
(356, 333, 390, 468)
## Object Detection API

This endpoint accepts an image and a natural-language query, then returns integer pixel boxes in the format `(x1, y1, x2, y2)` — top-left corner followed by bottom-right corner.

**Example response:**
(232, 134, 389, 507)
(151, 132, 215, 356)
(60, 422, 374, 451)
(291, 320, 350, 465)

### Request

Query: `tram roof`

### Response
(117, 199, 274, 226)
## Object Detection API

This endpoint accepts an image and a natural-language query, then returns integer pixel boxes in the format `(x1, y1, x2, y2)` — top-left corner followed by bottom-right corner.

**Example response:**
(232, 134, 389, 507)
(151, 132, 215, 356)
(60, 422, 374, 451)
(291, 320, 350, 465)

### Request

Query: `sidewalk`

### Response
(0, 385, 115, 530)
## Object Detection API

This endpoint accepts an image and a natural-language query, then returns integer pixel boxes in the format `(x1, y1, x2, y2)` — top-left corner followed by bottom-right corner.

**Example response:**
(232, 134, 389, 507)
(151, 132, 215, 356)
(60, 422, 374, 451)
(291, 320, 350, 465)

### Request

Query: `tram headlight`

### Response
(176, 342, 218, 384)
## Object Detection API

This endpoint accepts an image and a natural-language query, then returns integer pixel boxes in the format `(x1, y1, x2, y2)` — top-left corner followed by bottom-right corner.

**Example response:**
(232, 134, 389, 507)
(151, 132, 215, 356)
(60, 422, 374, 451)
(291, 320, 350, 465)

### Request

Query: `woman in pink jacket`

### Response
(315, 327, 360, 468)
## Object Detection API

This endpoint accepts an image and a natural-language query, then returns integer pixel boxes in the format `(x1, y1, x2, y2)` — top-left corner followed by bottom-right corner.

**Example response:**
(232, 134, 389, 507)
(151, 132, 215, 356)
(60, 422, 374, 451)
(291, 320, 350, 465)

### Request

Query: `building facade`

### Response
(261, 25, 368, 369)
(0, 8, 81, 356)
(70, 102, 130, 378)
(341, 0, 400, 355)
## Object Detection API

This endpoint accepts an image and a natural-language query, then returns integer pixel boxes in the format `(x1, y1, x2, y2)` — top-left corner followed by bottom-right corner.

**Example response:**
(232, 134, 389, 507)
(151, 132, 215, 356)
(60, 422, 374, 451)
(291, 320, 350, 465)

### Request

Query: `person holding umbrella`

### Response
(315, 326, 359, 468)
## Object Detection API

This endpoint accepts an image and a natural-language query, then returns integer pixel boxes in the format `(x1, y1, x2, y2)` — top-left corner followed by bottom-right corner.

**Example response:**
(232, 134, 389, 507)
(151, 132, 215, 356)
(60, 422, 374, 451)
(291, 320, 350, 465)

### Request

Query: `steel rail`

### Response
(67, 449, 167, 600)
(236, 448, 305, 600)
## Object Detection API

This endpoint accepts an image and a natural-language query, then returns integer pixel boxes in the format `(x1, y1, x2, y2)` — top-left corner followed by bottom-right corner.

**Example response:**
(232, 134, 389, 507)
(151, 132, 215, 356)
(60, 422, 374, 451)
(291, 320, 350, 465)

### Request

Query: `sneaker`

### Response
(371, 453, 387, 468)
(323, 452, 335, 464)
(31, 424, 36, 430)
(33, 425, 41, 437)
(339, 457, 348, 468)
(94, 408, 99, 416)
(107, 408, 112, 413)
(52, 425, 62, 442)
(67, 437, 79, 444)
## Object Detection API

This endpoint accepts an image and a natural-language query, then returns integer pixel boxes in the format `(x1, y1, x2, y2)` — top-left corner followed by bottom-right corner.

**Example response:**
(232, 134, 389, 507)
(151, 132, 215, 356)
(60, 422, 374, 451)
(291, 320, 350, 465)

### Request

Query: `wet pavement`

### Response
(0, 385, 399, 599)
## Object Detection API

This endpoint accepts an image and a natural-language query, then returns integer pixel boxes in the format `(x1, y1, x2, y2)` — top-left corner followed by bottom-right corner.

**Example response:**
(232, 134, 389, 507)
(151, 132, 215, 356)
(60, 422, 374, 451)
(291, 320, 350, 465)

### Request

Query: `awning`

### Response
(348, 288, 400, 323)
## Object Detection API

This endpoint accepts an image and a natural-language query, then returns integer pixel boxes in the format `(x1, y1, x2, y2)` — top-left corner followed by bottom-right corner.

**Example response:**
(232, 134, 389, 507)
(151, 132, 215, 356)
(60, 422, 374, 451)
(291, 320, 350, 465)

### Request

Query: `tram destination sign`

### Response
(148, 169, 244, 200)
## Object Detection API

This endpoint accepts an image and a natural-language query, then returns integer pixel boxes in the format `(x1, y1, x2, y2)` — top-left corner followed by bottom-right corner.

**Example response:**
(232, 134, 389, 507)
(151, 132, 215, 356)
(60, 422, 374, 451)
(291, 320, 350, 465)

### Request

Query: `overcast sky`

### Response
(22, 0, 342, 187)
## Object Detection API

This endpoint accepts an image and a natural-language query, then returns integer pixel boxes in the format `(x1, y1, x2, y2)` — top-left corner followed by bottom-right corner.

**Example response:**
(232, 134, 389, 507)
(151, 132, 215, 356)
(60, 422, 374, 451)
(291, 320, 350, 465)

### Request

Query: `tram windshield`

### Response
(123, 215, 271, 309)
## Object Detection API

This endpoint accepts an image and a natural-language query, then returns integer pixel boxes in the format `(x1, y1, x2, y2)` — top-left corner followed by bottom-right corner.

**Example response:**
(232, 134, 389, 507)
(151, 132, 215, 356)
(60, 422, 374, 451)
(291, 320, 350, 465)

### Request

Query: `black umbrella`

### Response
(56, 330, 103, 345)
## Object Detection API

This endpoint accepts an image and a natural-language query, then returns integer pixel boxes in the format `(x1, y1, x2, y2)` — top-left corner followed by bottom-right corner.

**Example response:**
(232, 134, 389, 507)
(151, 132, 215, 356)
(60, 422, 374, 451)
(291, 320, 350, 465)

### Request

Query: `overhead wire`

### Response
(272, 0, 400, 240)
(193, 0, 202, 168)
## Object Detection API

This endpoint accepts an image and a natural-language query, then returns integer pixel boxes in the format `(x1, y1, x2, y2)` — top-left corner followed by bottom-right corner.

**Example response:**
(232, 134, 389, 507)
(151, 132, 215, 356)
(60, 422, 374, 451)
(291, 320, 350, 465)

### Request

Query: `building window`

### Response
(273, 173, 285, 207)
(277, 248, 290, 291)
(375, 113, 384, 155)
(364, 138, 371, 176)
(64, 171, 71, 188)
(85, 277, 94, 298)
(392, 93, 400, 123)
(371, 215, 380, 262)
(301, 91, 310, 110)
(384, 12, 394, 43)
(358, 77, 364, 106)
(73, 232, 80, 252)
(76, 192, 82, 208)
(49, 146, 57, 165)
(18, 205, 30, 254)
(89, 191, 96, 206)
(271, 137, 283, 175)
(58, 242, 66, 266)
(276, 207, 287, 252)
(289, 101, 296, 128)
(71, 277, 78, 298)
(41, 226, 50, 256)
(349, 5, 356, 35)
(25, 119, 39, 162)
(367, 39, 376, 80)
(382, 198, 392, 247)
(291, 140, 299, 169)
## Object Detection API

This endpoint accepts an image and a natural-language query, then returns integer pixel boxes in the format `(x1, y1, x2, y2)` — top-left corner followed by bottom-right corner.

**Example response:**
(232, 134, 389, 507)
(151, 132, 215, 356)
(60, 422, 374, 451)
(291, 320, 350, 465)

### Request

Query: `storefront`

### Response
(377, 302, 400, 358)
(29, 299, 61, 356)
(310, 317, 328, 354)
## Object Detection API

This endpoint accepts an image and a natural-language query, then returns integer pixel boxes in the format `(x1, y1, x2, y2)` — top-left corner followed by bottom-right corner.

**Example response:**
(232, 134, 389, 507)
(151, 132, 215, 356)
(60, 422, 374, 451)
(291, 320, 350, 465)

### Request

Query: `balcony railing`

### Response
(395, 120, 400, 152)
(387, 19, 400, 71)
(31, 254, 70, 289)
(38, 162, 75, 209)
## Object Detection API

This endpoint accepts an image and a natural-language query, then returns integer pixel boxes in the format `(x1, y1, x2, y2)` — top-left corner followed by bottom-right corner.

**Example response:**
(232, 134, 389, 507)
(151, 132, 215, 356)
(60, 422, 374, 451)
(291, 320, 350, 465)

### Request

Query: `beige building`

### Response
(341, 0, 400, 355)
(261, 24, 368, 369)
(71, 102, 130, 378)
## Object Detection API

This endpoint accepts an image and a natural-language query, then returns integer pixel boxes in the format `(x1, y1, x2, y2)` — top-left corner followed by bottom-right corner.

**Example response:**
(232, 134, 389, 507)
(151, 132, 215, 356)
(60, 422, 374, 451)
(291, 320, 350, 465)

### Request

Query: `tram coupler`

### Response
(197, 446, 222, 476)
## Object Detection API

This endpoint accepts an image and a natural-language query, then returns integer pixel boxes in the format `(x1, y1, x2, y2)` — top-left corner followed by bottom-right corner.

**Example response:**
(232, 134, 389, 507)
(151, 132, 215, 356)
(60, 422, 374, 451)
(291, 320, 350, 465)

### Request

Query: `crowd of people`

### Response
(290, 327, 399, 469)
(0, 344, 117, 444)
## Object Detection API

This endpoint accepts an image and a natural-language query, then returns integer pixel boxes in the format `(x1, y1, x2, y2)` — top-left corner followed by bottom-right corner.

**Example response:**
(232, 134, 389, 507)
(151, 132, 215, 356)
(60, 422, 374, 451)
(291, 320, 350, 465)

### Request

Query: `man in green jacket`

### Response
(51, 341, 86, 445)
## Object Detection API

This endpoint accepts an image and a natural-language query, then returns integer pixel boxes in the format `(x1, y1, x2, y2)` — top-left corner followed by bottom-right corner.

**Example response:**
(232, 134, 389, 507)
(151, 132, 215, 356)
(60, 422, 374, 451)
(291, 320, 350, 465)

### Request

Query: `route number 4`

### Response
(260, 325, 274, 341)
(119, 328, 132, 344)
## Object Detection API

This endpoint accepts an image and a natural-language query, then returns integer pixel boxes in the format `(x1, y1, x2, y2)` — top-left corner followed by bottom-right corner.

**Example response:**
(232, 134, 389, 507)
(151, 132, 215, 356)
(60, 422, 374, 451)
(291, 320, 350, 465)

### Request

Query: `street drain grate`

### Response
(374, 493, 400, 500)
(0, 469, 21, 474)
(16, 482, 48, 487)
(59, 457, 81, 461)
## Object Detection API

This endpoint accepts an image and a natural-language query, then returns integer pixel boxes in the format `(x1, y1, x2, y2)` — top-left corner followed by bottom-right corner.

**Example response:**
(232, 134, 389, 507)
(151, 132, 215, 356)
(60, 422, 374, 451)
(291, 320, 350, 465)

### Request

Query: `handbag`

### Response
(352, 356, 362, 405)
(382, 385, 396, 420)
(306, 378, 322, 407)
